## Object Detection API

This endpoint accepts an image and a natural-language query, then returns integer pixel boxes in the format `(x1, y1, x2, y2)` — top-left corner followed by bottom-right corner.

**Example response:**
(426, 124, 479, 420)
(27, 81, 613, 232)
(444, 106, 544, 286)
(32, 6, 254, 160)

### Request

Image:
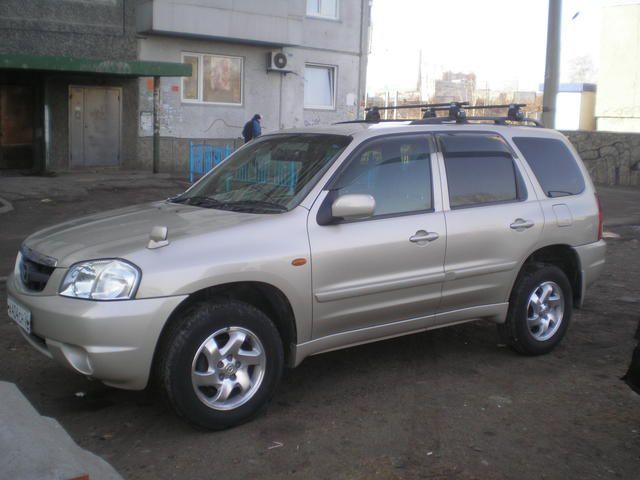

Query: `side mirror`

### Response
(331, 194, 376, 220)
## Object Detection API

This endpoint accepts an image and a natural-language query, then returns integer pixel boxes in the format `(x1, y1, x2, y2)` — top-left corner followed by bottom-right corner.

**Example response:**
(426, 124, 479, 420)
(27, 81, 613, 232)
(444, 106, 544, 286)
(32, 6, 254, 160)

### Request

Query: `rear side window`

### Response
(439, 134, 525, 209)
(513, 137, 585, 198)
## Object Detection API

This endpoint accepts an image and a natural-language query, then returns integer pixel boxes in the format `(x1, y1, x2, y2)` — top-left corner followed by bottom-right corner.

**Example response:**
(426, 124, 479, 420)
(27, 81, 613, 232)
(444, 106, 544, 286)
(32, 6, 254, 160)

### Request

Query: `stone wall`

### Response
(563, 131, 640, 187)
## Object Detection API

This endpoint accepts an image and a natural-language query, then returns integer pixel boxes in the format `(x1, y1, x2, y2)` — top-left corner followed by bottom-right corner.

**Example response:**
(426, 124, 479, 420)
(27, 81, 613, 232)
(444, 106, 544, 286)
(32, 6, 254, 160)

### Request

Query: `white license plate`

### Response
(8, 297, 31, 334)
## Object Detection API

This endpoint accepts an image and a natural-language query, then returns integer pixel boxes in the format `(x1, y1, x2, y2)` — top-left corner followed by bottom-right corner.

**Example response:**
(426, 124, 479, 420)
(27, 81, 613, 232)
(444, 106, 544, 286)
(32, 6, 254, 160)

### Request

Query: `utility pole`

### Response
(542, 0, 562, 128)
(152, 76, 160, 174)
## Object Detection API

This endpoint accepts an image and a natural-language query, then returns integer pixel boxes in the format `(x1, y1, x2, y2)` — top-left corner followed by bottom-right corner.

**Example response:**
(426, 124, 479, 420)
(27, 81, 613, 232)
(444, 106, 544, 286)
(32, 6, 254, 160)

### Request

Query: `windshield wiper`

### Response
(222, 200, 288, 212)
(170, 196, 226, 207)
(171, 196, 287, 213)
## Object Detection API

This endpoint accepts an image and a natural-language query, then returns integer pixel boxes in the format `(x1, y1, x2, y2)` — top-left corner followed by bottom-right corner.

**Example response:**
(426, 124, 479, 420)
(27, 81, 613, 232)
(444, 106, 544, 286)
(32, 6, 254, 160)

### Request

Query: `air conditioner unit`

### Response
(267, 51, 291, 72)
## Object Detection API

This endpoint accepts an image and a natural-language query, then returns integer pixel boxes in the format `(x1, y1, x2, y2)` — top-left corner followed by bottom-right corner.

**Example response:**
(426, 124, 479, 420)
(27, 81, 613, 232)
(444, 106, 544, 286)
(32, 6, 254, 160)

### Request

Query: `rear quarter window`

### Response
(513, 137, 585, 198)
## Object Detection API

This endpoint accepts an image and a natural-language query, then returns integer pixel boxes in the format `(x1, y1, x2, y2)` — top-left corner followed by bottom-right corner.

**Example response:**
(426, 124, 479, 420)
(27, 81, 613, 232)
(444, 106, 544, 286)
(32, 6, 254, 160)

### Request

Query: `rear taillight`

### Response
(596, 193, 604, 241)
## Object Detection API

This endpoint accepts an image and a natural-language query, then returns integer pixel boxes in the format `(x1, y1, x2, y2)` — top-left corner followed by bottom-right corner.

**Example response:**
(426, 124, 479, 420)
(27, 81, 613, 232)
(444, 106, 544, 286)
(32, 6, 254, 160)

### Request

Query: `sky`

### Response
(366, 0, 639, 94)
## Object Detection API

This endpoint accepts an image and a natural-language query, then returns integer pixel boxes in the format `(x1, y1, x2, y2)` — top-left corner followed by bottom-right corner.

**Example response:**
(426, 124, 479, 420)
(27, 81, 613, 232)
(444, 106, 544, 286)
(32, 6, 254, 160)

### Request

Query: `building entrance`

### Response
(0, 85, 34, 169)
(69, 86, 121, 167)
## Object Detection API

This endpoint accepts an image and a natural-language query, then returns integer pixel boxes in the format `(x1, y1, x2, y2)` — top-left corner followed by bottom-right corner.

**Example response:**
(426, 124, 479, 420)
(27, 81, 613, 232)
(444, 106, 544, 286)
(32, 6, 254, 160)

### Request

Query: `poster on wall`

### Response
(203, 55, 243, 104)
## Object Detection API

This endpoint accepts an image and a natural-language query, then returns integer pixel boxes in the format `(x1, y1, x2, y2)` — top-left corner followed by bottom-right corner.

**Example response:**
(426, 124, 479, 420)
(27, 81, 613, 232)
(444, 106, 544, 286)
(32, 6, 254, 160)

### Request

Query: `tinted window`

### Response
(332, 135, 433, 216)
(445, 155, 519, 208)
(513, 137, 585, 197)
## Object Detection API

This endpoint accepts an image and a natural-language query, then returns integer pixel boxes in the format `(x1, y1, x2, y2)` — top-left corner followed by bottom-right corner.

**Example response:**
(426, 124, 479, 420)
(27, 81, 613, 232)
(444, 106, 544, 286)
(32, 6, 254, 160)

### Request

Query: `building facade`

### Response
(596, 2, 640, 132)
(0, 0, 188, 172)
(136, 0, 372, 172)
(1, 0, 370, 174)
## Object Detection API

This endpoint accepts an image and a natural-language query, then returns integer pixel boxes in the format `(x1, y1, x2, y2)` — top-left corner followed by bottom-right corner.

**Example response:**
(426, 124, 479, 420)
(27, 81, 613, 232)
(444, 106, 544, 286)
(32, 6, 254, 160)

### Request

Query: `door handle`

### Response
(510, 218, 534, 230)
(410, 231, 439, 243)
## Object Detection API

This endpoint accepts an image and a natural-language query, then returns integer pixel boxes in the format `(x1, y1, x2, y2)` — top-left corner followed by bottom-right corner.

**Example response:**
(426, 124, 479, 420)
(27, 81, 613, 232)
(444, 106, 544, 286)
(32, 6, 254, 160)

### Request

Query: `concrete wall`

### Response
(137, 36, 362, 170)
(596, 3, 640, 132)
(564, 131, 640, 187)
(0, 0, 140, 60)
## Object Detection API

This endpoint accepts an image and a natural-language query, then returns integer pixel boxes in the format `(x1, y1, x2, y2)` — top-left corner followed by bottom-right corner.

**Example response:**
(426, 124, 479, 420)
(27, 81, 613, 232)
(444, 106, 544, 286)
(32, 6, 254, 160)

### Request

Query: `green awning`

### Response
(0, 54, 191, 77)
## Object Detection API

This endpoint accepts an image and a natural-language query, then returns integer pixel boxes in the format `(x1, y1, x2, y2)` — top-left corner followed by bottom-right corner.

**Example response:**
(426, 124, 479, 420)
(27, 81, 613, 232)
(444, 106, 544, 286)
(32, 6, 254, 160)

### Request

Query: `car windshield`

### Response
(172, 134, 351, 213)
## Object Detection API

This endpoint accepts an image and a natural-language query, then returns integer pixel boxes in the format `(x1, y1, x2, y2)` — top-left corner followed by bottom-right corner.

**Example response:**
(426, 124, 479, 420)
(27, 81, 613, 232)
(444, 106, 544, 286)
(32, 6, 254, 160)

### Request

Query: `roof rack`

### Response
(364, 102, 469, 122)
(336, 102, 542, 127)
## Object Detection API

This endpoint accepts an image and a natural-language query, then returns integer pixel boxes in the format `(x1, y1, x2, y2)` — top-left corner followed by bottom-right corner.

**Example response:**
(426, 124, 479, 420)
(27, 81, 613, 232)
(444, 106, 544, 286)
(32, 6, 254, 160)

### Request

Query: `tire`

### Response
(498, 264, 572, 356)
(159, 300, 284, 430)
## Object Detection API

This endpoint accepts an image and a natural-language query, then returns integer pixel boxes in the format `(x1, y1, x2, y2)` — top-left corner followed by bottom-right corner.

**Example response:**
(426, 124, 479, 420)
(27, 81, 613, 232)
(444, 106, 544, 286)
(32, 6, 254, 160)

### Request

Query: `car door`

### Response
(307, 133, 446, 340)
(436, 132, 544, 314)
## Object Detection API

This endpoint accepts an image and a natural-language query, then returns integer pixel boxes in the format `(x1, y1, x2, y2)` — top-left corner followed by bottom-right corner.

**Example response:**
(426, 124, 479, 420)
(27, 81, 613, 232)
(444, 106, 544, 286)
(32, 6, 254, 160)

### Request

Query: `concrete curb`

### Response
(0, 381, 124, 480)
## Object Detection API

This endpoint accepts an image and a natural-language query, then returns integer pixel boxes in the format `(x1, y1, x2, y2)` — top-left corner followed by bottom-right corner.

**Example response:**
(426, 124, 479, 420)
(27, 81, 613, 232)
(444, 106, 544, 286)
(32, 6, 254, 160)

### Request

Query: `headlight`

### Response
(14, 251, 22, 278)
(59, 259, 141, 300)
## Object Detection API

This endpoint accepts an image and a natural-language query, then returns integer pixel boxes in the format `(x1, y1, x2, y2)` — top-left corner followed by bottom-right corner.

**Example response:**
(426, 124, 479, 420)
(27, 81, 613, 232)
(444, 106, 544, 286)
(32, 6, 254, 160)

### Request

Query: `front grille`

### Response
(19, 247, 56, 292)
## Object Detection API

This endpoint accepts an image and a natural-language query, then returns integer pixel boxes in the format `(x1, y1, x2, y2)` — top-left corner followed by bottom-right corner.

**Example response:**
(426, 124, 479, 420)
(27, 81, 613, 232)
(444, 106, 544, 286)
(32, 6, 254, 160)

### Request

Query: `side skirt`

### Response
(292, 302, 509, 366)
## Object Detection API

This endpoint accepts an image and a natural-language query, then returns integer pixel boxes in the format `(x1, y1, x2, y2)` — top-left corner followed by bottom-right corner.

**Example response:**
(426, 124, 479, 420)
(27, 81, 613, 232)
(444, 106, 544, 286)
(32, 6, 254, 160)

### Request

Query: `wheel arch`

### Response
(513, 244, 582, 307)
(151, 281, 298, 386)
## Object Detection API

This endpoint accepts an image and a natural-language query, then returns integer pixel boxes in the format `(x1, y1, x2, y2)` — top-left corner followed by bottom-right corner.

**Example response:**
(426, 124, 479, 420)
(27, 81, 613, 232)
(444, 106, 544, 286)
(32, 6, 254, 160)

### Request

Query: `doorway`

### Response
(0, 85, 34, 169)
(69, 86, 121, 167)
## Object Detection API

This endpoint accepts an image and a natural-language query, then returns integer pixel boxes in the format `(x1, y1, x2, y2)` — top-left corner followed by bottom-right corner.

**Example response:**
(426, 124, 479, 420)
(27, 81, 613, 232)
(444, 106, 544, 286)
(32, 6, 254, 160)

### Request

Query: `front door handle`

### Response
(510, 218, 535, 230)
(410, 231, 439, 243)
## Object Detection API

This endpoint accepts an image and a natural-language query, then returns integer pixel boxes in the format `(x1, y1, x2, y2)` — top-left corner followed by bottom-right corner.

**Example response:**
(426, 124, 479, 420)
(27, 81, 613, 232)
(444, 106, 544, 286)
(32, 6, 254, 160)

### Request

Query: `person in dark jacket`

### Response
(242, 114, 262, 143)
(623, 319, 640, 395)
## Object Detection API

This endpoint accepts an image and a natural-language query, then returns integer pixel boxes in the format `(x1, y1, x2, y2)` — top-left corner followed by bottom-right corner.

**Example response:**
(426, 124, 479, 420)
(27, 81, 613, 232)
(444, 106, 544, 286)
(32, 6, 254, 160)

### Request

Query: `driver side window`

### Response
(332, 135, 433, 216)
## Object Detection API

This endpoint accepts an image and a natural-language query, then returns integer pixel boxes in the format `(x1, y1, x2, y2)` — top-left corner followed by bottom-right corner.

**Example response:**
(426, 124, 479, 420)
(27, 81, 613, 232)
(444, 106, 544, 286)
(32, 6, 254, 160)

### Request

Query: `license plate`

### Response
(8, 297, 31, 334)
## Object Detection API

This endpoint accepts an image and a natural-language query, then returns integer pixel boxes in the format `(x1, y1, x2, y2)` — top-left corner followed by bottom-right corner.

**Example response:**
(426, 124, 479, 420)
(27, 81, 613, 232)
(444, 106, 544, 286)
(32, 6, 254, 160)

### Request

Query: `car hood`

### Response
(23, 201, 271, 268)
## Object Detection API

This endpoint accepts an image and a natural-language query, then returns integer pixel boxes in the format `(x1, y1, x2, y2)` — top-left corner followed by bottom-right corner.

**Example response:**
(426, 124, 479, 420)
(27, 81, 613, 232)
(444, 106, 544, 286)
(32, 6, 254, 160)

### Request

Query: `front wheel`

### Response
(498, 264, 573, 355)
(159, 301, 284, 429)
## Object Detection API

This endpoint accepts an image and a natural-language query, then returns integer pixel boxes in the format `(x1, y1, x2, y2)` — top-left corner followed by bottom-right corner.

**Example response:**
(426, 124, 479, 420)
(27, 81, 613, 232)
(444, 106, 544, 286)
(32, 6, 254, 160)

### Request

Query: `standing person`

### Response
(242, 114, 262, 143)
(623, 319, 640, 395)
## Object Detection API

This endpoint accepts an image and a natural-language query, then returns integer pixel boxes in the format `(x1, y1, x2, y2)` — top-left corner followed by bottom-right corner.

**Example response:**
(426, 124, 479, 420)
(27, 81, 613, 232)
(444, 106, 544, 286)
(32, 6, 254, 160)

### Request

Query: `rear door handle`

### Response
(410, 231, 439, 243)
(510, 218, 534, 230)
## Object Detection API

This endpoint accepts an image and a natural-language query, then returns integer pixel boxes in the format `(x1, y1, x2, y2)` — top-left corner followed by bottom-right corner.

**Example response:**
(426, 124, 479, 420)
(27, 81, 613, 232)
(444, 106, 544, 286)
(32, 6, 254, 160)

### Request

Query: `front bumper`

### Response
(7, 273, 187, 390)
(574, 239, 607, 308)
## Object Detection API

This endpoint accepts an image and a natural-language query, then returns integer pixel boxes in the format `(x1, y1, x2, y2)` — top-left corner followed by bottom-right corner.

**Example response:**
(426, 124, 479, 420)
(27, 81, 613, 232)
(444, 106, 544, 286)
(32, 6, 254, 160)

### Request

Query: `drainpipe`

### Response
(542, 0, 562, 128)
(152, 76, 160, 174)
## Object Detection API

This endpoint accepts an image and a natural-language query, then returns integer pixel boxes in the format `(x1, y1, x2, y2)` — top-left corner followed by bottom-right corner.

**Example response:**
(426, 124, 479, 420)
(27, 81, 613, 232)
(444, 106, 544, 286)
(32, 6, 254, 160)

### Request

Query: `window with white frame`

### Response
(306, 0, 339, 19)
(304, 64, 336, 109)
(181, 53, 243, 105)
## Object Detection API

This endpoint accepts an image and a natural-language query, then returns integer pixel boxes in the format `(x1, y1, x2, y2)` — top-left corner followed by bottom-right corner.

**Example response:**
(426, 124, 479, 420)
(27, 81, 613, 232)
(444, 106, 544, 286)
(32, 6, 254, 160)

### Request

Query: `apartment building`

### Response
(1, 0, 371, 173)
(0, 0, 188, 172)
(136, 0, 372, 171)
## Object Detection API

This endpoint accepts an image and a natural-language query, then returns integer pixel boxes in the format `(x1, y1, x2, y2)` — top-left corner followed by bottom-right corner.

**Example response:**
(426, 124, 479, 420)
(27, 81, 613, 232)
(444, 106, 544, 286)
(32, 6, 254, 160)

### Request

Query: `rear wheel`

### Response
(159, 301, 283, 429)
(499, 264, 572, 355)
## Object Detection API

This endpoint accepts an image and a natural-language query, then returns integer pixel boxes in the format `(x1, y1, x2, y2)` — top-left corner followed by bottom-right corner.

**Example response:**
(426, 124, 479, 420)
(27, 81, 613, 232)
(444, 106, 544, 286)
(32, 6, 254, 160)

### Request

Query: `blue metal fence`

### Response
(189, 143, 233, 183)
(188, 143, 299, 194)
(232, 155, 299, 194)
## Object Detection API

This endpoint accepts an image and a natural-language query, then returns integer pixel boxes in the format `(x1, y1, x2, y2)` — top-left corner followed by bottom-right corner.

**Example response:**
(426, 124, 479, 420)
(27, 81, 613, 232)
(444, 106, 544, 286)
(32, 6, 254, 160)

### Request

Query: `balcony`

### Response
(136, 0, 305, 47)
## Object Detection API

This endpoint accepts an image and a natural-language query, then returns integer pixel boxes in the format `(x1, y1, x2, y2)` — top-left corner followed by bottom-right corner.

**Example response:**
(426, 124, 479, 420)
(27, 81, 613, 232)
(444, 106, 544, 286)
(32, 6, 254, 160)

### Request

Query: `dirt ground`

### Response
(0, 176, 638, 480)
